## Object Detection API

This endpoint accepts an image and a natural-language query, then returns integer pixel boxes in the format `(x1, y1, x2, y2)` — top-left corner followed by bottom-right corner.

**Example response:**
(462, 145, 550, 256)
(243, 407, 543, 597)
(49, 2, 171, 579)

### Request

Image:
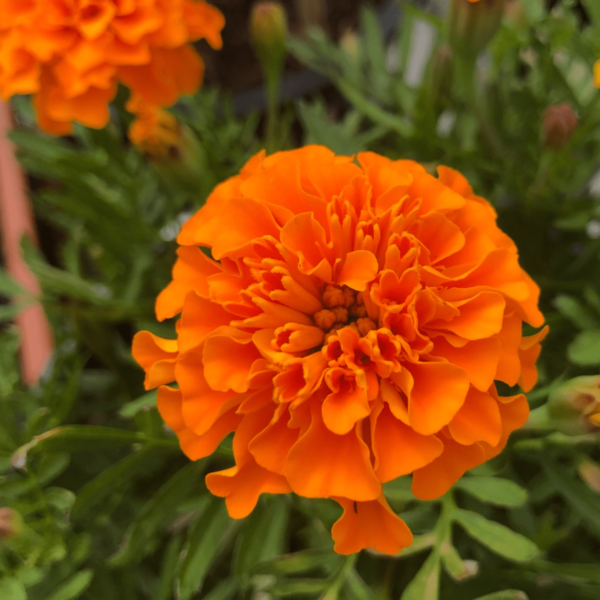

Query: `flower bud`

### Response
(0, 508, 22, 541)
(542, 103, 578, 150)
(578, 458, 600, 494)
(250, 2, 288, 79)
(547, 375, 600, 434)
(447, 0, 506, 58)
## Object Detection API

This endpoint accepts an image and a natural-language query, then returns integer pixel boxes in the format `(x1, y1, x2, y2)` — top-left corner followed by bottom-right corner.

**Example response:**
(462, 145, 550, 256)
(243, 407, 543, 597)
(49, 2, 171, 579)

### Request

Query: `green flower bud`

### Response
(447, 0, 506, 58)
(250, 2, 288, 79)
(547, 375, 600, 435)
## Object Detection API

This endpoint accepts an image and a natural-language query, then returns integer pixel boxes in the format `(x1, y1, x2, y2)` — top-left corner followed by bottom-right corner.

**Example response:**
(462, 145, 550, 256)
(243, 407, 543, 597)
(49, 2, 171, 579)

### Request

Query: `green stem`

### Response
(265, 67, 282, 154)
(454, 55, 503, 155)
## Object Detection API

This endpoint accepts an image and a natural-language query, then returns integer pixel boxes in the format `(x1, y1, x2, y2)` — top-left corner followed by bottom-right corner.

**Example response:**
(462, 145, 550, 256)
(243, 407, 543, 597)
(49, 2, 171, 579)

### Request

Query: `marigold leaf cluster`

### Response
(0, 0, 224, 134)
(133, 146, 547, 555)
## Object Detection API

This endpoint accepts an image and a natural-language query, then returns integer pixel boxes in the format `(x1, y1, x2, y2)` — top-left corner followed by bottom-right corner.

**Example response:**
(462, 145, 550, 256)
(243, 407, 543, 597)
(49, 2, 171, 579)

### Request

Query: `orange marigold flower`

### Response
(132, 146, 547, 555)
(126, 95, 181, 159)
(0, 0, 224, 135)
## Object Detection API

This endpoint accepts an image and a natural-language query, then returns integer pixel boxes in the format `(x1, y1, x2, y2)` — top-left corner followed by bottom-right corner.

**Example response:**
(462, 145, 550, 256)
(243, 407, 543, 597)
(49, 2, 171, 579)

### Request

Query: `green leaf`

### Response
(568, 330, 600, 366)
(473, 591, 528, 600)
(400, 550, 440, 600)
(201, 580, 238, 600)
(0, 578, 27, 600)
(12, 426, 152, 469)
(71, 446, 172, 521)
(45, 570, 94, 600)
(581, 0, 600, 32)
(440, 543, 477, 582)
(455, 477, 528, 508)
(109, 462, 204, 566)
(175, 499, 233, 600)
(269, 579, 328, 597)
(0, 269, 27, 297)
(253, 549, 341, 576)
(454, 509, 539, 563)
(533, 559, 600, 583)
(543, 462, 600, 539)
(554, 295, 599, 330)
(234, 497, 289, 578)
(118, 390, 158, 418)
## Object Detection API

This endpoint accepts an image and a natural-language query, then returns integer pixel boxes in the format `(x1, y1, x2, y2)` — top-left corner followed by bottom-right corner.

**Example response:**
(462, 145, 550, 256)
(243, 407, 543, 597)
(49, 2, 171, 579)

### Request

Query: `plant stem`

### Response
(320, 553, 357, 600)
(265, 68, 281, 154)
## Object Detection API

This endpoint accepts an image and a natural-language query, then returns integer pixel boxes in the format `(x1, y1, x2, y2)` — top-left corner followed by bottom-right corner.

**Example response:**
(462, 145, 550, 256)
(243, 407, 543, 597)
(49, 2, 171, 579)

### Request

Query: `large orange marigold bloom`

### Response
(133, 146, 548, 555)
(0, 0, 224, 134)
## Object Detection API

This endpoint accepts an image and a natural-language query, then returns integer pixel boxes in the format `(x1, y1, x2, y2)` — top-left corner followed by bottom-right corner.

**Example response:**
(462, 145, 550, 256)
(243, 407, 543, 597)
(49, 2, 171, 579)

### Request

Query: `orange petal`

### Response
(176, 346, 241, 435)
(371, 403, 443, 482)
(412, 437, 486, 500)
(332, 494, 413, 555)
(206, 459, 291, 519)
(178, 292, 232, 353)
(482, 392, 530, 461)
(322, 379, 371, 435)
(431, 291, 506, 341)
(337, 250, 379, 291)
(285, 402, 381, 501)
(448, 387, 502, 446)
(431, 336, 501, 392)
(156, 247, 222, 321)
(203, 331, 261, 393)
(518, 325, 549, 392)
(405, 362, 470, 435)
(132, 331, 178, 389)
(249, 410, 300, 474)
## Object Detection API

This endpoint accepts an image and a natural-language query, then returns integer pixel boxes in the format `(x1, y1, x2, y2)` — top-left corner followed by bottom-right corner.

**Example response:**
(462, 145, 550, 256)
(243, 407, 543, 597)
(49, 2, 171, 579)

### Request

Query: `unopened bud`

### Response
(578, 458, 600, 494)
(447, 0, 506, 58)
(340, 29, 360, 62)
(0, 508, 22, 541)
(547, 375, 600, 434)
(250, 2, 288, 79)
(542, 103, 578, 150)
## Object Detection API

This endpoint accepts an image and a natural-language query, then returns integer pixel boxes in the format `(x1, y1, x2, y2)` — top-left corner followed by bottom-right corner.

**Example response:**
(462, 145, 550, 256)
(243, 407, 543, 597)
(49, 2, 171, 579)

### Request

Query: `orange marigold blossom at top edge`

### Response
(132, 146, 548, 555)
(0, 0, 224, 135)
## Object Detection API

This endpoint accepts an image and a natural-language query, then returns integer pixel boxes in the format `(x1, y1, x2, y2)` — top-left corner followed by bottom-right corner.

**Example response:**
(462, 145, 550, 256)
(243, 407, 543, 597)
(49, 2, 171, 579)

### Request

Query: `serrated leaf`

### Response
(175, 499, 232, 600)
(45, 570, 94, 600)
(474, 591, 528, 600)
(567, 330, 600, 366)
(400, 550, 440, 600)
(455, 477, 528, 508)
(454, 510, 538, 562)
(0, 578, 27, 600)
(554, 295, 599, 330)
(109, 462, 204, 567)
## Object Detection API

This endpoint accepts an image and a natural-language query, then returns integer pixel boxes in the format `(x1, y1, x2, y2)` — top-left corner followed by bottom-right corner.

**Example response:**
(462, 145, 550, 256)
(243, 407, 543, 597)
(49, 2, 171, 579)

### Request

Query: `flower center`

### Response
(314, 284, 375, 338)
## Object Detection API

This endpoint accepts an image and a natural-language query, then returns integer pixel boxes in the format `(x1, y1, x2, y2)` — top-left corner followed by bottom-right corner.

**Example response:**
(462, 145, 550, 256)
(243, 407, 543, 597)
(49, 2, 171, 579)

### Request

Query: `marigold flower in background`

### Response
(0, 0, 224, 135)
(133, 146, 547, 555)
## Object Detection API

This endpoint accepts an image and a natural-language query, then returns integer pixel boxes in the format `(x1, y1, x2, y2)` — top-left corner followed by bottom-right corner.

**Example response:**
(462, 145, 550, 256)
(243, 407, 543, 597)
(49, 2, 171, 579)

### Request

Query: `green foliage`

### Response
(1, 1, 600, 599)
